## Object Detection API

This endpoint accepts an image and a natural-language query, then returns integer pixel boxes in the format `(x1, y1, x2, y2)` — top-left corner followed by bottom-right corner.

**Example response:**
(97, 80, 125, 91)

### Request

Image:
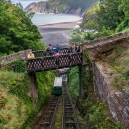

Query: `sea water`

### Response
(31, 13, 82, 26)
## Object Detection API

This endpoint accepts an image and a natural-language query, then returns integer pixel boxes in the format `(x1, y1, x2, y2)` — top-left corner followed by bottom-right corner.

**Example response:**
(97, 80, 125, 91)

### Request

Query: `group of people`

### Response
(46, 43, 61, 56)
(27, 42, 80, 59)
(71, 42, 80, 53)
(47, 42, 80, 56)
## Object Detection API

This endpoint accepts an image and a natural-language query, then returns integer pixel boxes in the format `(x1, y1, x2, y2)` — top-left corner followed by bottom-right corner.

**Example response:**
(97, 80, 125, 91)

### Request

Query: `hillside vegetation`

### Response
(0, 0, 45, 56)
(0, 70, 55, 128)
(67, 0, 129, 128)
(81, 0, 129, 38)
(25, 0, 98, 15)
(70, 0, 129, 45)
(0, 1, 55, 128)
(68, 65, 121, 128)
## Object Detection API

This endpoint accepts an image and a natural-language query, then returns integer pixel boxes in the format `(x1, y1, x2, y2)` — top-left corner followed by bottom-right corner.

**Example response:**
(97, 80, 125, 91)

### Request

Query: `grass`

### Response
(0, 70, 55, 129)
(0, 71, 27, 129)
(106, 45, 129, 90)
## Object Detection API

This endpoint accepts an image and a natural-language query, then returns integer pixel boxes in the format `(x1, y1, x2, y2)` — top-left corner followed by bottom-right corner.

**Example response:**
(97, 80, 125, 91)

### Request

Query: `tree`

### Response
(0, 1, 45, 55)
(96, 0, 124, 31)
(116, 0, 129, 32)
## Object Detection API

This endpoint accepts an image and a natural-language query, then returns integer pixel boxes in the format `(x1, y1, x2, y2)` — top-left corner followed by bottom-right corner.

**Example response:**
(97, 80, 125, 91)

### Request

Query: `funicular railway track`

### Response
(62, 81, 80, 129)
(34, 95, 61, 129)
(33, 75, 80, 129)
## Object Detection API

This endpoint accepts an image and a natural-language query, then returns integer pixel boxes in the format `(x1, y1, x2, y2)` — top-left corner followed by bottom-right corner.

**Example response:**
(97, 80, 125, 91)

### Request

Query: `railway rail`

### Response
(62, 80, 80, 129)
(33, 75, 81, 129)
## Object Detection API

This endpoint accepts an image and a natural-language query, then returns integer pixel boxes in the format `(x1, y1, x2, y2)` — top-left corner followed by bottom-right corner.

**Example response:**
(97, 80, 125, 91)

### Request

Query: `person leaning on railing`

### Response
(46, 44, 53, 56)
(27, 51, 35, 59)
(75, 45, 80, 52)
(56, 44, 61, 53)
(71, 42, 76, 53)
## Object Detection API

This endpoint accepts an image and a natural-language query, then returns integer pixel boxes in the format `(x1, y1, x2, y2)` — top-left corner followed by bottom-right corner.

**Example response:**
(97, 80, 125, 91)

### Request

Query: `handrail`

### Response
(32, 47, 72, 58)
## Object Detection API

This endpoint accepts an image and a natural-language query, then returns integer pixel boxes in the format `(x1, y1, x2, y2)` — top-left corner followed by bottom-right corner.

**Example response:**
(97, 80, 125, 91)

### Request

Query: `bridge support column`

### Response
(78, 65, 82, 98)
(28, 72, 38, 105)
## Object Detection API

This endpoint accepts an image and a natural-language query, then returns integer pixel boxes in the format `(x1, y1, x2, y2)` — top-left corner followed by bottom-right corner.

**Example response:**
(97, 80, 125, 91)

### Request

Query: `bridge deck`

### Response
(26, 52, 83, 72)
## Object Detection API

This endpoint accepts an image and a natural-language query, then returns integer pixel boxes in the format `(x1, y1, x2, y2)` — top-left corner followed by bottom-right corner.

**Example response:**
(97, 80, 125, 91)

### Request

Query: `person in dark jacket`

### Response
(75, 46, 80, 52)
(47, 44, 53, 56)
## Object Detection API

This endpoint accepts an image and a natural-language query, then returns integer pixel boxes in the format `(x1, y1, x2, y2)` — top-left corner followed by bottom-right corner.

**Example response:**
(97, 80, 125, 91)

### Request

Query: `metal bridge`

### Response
(26, 48, 83, 72)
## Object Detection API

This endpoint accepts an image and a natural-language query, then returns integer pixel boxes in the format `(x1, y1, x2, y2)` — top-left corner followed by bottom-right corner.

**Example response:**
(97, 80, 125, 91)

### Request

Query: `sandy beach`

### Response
(38, 21, 78, 47)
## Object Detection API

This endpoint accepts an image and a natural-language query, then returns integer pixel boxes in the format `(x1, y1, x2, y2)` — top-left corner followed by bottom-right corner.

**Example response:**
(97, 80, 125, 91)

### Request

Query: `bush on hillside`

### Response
(12, 59, 27, 73)
(0, 70, 55, 128)
(0, 1, 46, 55)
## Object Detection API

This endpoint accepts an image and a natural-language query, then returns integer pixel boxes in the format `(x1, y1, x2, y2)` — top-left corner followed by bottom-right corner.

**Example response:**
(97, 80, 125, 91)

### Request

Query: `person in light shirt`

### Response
(71, 42, 76, 53)
(27, 51, 35, 59)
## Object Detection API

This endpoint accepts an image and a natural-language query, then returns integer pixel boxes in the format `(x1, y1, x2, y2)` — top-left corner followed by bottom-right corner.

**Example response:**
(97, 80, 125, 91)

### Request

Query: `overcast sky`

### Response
(11, 0, 47, 8)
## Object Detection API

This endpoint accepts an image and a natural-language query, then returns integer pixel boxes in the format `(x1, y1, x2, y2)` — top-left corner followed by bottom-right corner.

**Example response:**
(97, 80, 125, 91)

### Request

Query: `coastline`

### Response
(37, 20, 82, 27)
(38, 21, 79, 47)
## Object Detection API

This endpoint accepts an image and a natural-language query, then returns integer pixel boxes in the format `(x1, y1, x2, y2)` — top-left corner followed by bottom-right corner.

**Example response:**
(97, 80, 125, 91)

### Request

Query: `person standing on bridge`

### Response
(56, 44, 60, 53)
(27, 51, 35, 59)
(71, 42, 76, 53)
(75, 45, 80, 52)
(47, 44, 53, 56)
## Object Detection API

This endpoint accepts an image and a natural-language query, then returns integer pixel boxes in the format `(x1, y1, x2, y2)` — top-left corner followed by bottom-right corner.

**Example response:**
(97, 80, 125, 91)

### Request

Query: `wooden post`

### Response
(78, 65, 82, 98)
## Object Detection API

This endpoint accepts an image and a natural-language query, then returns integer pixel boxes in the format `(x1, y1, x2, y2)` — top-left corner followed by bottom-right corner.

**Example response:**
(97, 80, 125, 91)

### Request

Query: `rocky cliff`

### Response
(25, 0, 98, 16)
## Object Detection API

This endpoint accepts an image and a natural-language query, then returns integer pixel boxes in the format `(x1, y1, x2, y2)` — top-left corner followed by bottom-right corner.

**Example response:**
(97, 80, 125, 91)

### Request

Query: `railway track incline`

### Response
(33, 75, 82, 129)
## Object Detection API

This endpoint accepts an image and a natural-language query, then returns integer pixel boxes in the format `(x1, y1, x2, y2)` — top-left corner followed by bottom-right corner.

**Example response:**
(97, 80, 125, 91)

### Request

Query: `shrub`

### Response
(12, 59, 27, 73)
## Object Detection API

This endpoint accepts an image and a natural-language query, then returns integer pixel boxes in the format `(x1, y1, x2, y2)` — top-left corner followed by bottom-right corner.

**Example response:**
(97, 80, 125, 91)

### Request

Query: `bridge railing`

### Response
(26, 52, 83, 72)
(32, 47, 72, 58)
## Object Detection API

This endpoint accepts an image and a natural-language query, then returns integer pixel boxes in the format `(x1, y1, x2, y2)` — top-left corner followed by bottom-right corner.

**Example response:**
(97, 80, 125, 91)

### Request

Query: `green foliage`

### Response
(0, 70, 55, 128)
(116, 20, 129, 32)
(96, 0, 123, 31)
(69, 27, 114, 45)
(68, 65, 121, 128)
(82, 0, 129, 37)
(82, 2, 99, 30)
(86, 101, 122, 129)
(118, 0, 129, 21)
(36, 71, 55, 107)
(69, 30, 96, 45)
(67, 67, 79, 99)
(0, 94, 7, 108)
(97, 26, 114, 37)
(82, 21, 98, 30)
(106, 46, 129, 90)
(12, 59, 27, 72)
(111, 74, 128, 90)
(0, 1, 45, 55)
(107, 46, 124, 66)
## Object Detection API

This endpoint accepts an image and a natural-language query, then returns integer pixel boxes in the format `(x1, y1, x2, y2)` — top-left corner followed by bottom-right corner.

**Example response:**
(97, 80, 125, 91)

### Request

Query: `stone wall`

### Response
(0, 49, 31, 67)
(83, 31, 129, 60)
(93, 62, 129, 128)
